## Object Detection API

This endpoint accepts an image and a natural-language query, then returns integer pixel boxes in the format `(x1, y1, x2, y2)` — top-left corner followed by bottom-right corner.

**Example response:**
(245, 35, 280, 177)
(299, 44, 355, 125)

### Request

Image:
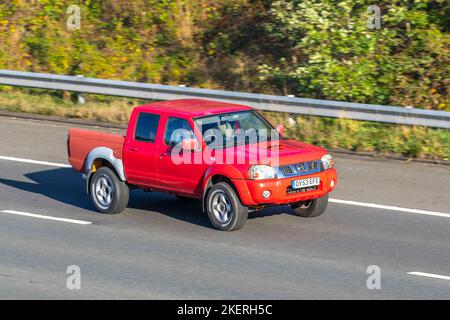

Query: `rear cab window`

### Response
(135, 112, 160, 143)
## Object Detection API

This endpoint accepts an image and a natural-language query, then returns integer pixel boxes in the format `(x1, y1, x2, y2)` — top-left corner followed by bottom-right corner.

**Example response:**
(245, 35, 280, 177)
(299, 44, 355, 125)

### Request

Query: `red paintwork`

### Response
(68, 128, 124, 171)
(232, 168, 337, 206)
(68, 99, 337, 207)
(133, 99, 253, 118)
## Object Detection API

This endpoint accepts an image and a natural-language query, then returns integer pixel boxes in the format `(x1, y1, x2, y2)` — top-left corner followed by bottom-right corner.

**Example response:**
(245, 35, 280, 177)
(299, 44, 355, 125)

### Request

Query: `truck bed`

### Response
(68, 128, 125, 172)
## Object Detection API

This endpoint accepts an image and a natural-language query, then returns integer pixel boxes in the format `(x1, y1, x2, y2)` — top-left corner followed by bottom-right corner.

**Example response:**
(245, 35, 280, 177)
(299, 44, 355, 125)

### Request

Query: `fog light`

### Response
(262, 190, 271, 199)
(330, 179, 335, 188)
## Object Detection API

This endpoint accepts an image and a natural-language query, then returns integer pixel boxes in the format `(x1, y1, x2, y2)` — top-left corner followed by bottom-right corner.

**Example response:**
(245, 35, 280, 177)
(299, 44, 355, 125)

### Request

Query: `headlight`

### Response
(321, 154, 334, 170)
(248, 165, 277, 180)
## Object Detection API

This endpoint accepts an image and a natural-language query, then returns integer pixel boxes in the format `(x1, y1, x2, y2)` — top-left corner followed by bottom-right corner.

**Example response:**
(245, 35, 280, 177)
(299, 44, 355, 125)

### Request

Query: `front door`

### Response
(157, 116, 205, 195)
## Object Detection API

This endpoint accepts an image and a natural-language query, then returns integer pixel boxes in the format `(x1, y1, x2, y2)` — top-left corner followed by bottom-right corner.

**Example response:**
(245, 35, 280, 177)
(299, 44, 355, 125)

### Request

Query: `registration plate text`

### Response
(291, 177, 320, 189)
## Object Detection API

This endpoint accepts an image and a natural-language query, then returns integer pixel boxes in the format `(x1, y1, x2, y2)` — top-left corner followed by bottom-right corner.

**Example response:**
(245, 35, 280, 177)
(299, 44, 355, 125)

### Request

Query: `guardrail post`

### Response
(76, 75, 86, 104)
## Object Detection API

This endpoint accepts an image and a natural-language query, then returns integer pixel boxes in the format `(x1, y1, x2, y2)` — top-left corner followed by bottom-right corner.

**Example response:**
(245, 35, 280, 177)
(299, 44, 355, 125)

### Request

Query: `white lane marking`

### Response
(1, 154, 449, 219)
(0, 155, 70, 168)
(1, 210, 92, 225)
(330, 198, 450, 218)
(407, 272, 450, 281)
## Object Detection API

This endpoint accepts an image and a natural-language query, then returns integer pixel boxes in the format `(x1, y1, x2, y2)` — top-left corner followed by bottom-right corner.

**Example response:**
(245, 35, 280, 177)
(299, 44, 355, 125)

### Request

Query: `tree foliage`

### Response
(260, 0, 449, 109)
(0, 0, 448, 109)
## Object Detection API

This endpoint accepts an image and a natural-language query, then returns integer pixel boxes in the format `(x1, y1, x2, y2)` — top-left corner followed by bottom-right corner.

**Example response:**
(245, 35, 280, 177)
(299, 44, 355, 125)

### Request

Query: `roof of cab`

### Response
(134, 99, 253, 117)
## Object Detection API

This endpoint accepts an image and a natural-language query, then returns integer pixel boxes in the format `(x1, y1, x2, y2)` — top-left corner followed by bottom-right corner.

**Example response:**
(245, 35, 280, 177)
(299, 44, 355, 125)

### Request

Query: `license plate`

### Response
(291, 177, 320, 189)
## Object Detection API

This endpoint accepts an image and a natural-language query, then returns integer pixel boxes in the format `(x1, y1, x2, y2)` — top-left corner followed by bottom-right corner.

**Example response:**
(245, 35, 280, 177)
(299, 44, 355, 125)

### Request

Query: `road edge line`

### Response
(1, 210, 92, 225)
(0, 155, 71, 168)
(329, 198, 450, 218)
(407, 272, 450, 281)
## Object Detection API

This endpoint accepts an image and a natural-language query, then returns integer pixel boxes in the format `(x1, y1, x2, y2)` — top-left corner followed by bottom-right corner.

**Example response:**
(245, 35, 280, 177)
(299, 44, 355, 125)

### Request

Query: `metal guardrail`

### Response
(0, 70, 449, 129)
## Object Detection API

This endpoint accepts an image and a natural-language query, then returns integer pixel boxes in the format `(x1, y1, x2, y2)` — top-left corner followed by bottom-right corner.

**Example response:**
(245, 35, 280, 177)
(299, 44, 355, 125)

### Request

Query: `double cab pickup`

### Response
(68, 99, 337, 231)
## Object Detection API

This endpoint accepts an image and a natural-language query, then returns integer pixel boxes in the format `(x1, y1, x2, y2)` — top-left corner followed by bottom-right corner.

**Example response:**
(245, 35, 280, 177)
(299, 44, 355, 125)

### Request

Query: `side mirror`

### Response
(275, 124, 285, 136)
(181, 138, 200, 151)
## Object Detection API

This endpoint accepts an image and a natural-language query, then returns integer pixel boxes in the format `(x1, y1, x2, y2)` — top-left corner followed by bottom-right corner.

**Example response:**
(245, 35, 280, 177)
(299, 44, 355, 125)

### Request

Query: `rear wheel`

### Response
(291, 194, 329, 217)
(90, 167, 129, 214)
(205, 182, 248, 231)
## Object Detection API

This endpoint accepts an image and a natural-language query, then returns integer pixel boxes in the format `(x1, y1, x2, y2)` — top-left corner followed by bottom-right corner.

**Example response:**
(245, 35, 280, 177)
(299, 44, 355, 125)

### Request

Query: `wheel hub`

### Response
(95, 176, 114, 209)
(211, 191, 232, 224)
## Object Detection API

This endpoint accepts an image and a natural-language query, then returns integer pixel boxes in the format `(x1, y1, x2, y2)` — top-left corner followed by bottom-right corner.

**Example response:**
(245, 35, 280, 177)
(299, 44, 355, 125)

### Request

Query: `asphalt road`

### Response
(0, 116, 449, 299)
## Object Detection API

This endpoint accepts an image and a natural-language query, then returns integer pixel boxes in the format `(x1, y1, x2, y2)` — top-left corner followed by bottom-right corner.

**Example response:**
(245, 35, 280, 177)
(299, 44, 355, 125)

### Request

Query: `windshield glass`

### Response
(194, 111, 279, 148)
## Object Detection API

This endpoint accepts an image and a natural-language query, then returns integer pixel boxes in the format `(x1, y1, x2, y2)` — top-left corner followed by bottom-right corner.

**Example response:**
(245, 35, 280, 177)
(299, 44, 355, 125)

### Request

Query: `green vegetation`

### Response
(0, 89, 448, 160)
(0, 0, 448, 109)
(0, 1, 448, 160)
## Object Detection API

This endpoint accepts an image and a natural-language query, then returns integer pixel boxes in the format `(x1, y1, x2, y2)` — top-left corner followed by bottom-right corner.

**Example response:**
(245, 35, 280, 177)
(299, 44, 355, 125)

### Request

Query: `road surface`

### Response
(0, 116, 449, 299)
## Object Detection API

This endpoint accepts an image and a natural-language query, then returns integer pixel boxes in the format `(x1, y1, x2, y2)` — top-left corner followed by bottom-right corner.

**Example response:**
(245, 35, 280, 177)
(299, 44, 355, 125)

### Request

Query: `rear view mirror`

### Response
(181, 138, 200, 151)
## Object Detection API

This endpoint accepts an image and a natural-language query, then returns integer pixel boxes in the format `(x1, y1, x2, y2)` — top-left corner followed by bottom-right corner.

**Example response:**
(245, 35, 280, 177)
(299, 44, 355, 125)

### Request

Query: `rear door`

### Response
(124, 111, 161, 187)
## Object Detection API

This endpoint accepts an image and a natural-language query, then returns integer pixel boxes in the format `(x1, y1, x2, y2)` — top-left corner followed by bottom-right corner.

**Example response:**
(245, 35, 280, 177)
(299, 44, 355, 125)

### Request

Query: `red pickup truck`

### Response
(68, 99, 337, 231)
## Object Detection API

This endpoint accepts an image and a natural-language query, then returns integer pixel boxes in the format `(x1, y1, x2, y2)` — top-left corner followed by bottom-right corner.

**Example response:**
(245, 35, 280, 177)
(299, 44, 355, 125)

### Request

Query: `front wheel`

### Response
(90, 167, 129, 214)
(205, 182, 248, 231)
(291, 194, 329, 217)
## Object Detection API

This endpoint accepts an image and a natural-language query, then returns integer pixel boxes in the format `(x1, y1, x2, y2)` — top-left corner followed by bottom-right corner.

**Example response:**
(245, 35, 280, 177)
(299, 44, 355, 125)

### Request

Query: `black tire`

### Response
(205, 182, 248, 231)
(291, 194, 329, 217)
(90, 167, 129, 214)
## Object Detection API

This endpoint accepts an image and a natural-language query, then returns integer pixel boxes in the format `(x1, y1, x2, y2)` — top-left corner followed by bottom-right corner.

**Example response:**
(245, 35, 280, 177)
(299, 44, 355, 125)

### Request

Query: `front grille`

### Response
(279, 165, 294, 176)
(278, 160, 322, 177)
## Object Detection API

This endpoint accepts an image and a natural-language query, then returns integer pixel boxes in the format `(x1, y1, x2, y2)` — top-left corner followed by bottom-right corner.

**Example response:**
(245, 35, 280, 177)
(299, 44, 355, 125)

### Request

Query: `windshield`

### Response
(194, 111, 279, 148)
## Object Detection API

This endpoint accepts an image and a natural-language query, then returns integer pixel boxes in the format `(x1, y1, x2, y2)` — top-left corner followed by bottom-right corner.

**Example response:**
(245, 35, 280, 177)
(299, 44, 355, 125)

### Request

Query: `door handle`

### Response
(129, 147, 139, 152)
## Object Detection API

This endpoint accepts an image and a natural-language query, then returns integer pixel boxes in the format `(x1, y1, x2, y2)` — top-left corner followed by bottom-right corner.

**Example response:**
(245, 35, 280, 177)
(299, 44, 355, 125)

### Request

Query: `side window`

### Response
(135, 112, 160, 143)
(164, 117, 195, 146)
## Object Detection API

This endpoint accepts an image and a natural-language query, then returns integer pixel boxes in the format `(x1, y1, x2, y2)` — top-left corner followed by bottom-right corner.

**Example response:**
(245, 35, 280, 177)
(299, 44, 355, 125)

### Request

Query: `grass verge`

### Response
(0, 88, 449, 161)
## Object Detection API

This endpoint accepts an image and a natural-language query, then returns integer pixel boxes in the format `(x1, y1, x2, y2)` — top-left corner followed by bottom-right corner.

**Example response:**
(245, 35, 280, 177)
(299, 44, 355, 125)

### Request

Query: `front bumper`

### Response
(232, 168, 337, 207)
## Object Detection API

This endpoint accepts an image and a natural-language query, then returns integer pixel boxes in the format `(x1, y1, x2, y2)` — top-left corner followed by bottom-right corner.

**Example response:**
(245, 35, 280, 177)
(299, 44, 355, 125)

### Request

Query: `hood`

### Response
(213, 139, 327, 167)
